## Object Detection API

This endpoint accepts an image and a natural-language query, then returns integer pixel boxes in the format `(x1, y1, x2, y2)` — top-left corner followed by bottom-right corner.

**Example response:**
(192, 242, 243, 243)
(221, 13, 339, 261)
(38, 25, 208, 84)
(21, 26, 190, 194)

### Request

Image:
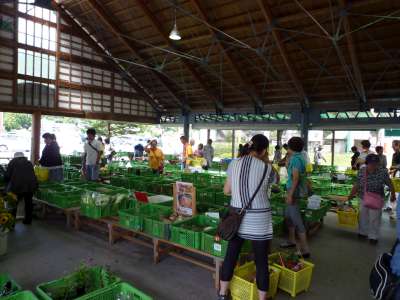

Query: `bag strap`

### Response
(240, 163, 268, 214)
(364, 167, 367, 194)
(88, 142, 99, 154)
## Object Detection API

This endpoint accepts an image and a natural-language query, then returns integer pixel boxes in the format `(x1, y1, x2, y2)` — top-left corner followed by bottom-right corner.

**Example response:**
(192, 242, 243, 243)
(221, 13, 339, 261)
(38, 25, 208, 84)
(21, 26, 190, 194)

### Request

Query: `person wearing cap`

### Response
(38, 132, 63, 182)
(144, 139, 164, 175)
(4, 152, 38, 225)
(348, 154, 396, 244)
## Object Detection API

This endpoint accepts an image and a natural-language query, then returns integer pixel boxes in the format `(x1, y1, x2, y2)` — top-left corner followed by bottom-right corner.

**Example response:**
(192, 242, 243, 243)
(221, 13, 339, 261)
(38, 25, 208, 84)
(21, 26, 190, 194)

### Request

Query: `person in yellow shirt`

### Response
(180, 136, 193, 169)
(145, 140, 164, 175)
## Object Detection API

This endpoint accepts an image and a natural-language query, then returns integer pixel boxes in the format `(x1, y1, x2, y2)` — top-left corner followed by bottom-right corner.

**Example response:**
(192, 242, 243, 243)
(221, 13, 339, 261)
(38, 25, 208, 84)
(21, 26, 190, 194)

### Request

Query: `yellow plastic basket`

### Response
(230, 262, 281, 299)
(34, 166, 49, 182)
(345, 169, 357, 176)
(269, 253, 314, 298)
(392, 178, 400, 192)
(337, 209, 358, 228)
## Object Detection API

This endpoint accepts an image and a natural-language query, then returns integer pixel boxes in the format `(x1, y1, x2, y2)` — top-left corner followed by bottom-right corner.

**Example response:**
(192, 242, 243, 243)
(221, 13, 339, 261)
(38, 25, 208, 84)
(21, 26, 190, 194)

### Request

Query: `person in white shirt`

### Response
(82, 128, 102, 181)
(313, 145, 326, 166)
(203, 139, 214, 170)
(356, 140, 374, 169)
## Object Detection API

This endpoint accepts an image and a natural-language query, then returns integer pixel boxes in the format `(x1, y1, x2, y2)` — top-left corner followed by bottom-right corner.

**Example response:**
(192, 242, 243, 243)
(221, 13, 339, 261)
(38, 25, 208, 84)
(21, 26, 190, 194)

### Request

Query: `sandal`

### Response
(217, 294, 231, 300)
(280, 241, 296, 248)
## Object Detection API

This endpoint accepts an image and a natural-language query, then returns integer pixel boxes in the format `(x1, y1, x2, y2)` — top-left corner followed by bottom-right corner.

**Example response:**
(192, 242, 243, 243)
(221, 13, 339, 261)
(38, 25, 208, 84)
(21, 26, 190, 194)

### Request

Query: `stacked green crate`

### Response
(36, 266, 119, 300)
(196, 189, 215, 204)
(143, 205, 174, 239)
(0, 274, 21, 297)
(215, 192, 230, 206)
(272, 216, 285, 236)
(171, 215, 219, 249)
(82, 282, 152, 300)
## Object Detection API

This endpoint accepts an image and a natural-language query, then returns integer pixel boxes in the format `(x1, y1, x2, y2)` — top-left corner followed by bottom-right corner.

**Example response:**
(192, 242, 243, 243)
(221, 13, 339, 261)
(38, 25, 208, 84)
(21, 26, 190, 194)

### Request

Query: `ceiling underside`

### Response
(58, 0, 400, 114)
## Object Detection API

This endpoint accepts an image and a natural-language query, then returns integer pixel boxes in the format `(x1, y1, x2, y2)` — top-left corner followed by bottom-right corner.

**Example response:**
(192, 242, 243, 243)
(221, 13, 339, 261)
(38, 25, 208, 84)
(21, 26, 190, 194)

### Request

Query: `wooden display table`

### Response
(33, 198, 79, 228)
(72, 211, 223, 288)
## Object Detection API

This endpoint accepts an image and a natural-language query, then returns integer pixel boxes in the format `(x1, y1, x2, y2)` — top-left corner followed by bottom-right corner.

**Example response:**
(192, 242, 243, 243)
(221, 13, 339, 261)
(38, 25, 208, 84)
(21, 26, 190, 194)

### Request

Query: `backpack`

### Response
(370, 251, 400, 300)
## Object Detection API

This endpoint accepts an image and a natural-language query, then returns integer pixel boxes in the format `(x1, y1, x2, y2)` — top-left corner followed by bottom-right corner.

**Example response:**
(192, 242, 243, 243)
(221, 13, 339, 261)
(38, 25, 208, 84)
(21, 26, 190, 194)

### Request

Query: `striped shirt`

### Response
(227, 156, 274, 240)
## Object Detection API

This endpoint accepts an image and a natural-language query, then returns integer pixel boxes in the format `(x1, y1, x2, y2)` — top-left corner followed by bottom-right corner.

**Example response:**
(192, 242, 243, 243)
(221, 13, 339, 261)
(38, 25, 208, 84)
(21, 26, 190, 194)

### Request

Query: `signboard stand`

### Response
(173, 181, 196, 217)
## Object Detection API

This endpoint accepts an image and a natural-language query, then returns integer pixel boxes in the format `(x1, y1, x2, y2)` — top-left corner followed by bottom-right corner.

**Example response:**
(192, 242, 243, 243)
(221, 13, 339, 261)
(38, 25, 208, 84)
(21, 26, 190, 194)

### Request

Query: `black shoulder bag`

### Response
(217, 163, 268, 241)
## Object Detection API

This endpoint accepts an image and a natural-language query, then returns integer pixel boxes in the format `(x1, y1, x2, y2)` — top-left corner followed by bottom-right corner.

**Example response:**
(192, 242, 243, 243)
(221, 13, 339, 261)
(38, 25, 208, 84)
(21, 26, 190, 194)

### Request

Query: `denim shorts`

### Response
(285, 204, 306, 233)
(86, 165, 99, 181)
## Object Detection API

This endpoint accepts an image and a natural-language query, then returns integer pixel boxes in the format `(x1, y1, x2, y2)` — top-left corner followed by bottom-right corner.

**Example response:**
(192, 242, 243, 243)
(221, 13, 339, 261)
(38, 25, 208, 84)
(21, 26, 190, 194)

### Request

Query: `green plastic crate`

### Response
(118, 208, 144, 231)
(0, 274, 21, 297)
(36, 267, 119, 300)
(48, 191, 83, 208)
(272, 215, 285, 236)
(201, 228, 228, 257)
(196, 189, 216, 204)
(2, 291, 38, 300)
(201, 228, 252, 258)
(171, 215, 220, 250)
(302, 202, 331, 222)
(82, 282, 152, 300)
(143, 206, 173, 239)
(214, 192, 230, 206)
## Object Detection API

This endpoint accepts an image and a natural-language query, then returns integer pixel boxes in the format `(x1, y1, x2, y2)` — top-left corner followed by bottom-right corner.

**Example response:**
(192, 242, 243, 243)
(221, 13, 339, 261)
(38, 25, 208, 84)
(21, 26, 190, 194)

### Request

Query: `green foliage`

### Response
(3, 113, 31, 131)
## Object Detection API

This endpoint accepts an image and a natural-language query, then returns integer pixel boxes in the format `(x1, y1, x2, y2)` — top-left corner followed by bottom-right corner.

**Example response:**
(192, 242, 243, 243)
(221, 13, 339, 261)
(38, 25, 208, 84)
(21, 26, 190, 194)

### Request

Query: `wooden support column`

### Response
(331, 130, 335, 167)
(232, 129, 236, 158)
(183, 114, 190, 139)
(301, 111, 309, 152)
(207, 129, 211, 141)
(277, 130, 283, 146)
(31, 112, 41, 163)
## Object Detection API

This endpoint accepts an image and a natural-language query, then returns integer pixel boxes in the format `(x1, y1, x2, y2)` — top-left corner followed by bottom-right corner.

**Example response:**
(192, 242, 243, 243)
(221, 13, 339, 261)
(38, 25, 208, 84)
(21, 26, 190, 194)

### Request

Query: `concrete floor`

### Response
(1, 211, 397, 300)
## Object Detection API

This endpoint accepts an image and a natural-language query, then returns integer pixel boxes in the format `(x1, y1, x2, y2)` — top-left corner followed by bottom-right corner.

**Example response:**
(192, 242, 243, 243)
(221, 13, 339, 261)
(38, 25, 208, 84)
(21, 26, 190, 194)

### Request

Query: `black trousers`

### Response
(11, 192, 33, 223)
(221, 236, 270, 292)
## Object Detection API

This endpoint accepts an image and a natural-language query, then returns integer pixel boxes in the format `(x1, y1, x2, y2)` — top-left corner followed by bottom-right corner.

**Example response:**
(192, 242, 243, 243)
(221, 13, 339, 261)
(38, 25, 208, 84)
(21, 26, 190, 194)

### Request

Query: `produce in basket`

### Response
(271, 253, 305, 272)
(0, 280, 12, 297)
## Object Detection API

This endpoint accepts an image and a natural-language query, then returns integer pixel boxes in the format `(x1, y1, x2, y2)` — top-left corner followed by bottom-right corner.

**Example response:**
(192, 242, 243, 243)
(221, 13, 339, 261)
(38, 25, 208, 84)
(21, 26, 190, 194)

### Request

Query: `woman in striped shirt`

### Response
(218, 134, 275, 300)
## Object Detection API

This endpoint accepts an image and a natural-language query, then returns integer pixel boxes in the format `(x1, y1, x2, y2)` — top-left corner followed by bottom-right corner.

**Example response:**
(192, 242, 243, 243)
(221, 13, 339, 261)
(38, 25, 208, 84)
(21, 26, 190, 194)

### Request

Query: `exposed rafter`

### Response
(85, 0, 189, 111)
(135, 0, 223, 111)
(256, 0, 310, 108)
(189, 0, 263, 112)
(53, 2, 163, 113)
(338, 0, 367, 105)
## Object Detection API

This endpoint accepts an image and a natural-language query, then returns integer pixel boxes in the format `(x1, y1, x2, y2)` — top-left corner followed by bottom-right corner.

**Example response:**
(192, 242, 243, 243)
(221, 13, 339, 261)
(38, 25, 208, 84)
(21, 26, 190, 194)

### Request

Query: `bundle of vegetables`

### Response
(80, 191, 130, 219)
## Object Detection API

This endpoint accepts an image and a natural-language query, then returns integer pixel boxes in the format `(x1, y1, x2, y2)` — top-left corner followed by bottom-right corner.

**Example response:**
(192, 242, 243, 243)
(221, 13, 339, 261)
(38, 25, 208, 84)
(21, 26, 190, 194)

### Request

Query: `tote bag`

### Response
(363, 168, 384, 210)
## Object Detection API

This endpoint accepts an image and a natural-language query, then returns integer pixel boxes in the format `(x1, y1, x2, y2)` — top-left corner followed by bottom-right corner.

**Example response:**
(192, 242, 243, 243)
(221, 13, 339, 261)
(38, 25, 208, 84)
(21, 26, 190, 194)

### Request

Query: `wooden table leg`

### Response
(74, 210, 81, 230)
(40, 203, 47, 219)
(215, 259, 222, 290)
(153, 238, 160, 264)
(66, 211, 71, 228)
(108, 223, 114, 246)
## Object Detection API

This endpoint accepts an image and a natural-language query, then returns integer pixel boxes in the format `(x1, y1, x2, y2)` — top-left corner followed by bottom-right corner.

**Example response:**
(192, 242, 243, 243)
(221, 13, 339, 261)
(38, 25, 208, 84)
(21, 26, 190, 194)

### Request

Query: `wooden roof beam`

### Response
(257, 0, 310, 108)
(85, 0, 189, 111)
(339, 0, 367, 105)
(135, 0, 223, 112)
(189, 0, 264, 111)
(53, 2, 164, 112)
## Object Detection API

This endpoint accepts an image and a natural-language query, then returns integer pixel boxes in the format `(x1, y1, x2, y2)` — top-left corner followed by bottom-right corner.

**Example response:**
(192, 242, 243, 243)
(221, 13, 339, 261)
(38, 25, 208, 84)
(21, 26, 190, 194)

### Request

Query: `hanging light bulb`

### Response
(169, 8, 181, 40)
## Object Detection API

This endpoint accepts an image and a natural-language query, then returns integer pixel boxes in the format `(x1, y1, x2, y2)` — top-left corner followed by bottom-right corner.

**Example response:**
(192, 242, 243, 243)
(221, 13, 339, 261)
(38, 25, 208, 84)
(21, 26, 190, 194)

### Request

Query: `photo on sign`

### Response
(174, 181, 196, 216)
